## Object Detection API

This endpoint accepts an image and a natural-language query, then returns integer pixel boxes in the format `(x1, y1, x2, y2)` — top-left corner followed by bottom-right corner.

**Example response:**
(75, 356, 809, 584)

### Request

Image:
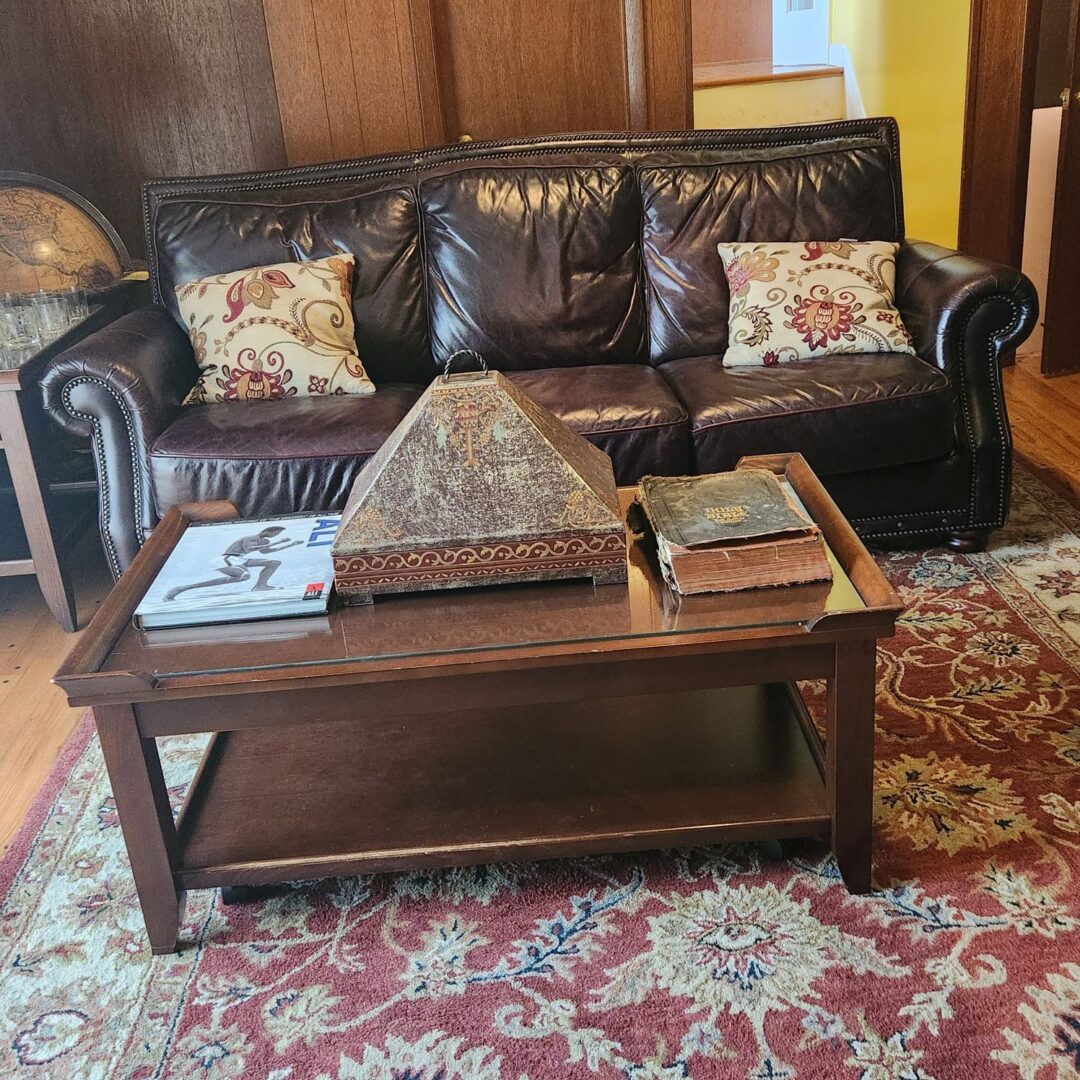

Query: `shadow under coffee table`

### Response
(54, 453, 902, 954)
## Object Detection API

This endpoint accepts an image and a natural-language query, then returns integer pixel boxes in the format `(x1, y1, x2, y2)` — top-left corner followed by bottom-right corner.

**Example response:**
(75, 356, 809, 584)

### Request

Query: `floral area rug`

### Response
(2, 468, 1080, 1080)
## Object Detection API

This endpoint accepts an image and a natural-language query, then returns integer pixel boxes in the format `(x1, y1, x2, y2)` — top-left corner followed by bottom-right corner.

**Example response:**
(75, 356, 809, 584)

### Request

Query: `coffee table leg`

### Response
(94, 705, 185, 954)
(826, 640, 876, 894)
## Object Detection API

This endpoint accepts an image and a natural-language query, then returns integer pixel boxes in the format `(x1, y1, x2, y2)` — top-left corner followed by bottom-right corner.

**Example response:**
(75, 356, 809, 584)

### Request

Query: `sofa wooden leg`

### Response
(946, 529, 990, 553)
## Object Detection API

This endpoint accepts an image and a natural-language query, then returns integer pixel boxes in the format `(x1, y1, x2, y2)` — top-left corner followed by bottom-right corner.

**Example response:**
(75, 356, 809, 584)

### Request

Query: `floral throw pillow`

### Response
(717, 240, 916, 367)
(175, 255, 375, 403)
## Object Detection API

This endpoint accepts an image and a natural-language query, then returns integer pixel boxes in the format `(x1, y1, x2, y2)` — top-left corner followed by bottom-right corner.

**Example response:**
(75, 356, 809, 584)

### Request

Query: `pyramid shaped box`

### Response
(332, 366, 628, 603)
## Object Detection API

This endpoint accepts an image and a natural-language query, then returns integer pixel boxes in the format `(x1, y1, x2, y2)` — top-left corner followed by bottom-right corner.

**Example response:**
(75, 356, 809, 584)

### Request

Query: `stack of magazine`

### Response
(634, 470, 832, 594)
(134, 514, 341, 629)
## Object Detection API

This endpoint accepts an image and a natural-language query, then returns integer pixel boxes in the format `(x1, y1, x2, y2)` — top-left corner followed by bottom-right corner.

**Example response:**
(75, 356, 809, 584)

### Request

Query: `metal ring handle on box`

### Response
(441, 349, 488, 381)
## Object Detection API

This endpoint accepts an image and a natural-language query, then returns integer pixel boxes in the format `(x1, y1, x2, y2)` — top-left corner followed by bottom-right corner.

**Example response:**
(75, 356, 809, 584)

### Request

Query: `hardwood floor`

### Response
(1, 358, 1079, 855)
(1004, 354, 1080, 501)
(0, 532, 112, 853)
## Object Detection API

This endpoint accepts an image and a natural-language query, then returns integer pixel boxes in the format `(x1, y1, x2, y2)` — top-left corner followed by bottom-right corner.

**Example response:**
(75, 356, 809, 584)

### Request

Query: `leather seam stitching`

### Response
(855, 507, 967, 520)
(143, 120, 894, 191)
(150, 448, 383, 463)
(858, 521, 1003, 538)
(950, 295, 1019, 528)
(150, 414, 689, 463)
(60, 377, 144, 579)
(580, 418, 687, 436)
(688, 382, 951, 431)
(142, 121, 899, 303)
(856, 509, 965, 520)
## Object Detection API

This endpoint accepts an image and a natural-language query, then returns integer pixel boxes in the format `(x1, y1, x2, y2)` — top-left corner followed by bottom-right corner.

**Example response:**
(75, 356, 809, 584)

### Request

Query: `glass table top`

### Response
(104, 526, 865, 680)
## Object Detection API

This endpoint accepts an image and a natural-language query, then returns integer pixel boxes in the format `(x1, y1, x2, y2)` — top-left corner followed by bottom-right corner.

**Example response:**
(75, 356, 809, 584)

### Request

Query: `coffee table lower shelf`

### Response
(173, 683, 830, 891)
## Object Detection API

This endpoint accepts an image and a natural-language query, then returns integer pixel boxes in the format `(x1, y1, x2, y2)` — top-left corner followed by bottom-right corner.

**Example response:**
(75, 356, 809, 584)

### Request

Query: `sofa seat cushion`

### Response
(148, 386, 422, 519)
(659, 353, 952, 476)
(505, 365, 689, 484)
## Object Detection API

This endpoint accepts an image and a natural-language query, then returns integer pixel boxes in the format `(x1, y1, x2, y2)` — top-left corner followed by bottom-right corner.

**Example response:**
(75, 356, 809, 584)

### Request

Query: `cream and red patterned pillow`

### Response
(175, 255, 375, 403)
(717, 240, 916, 367)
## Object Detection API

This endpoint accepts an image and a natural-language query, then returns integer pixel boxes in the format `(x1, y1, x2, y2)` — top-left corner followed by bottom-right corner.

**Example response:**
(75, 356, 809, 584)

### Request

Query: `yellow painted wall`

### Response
(694, 74, 845, 129)
(830, 0, 971, 248)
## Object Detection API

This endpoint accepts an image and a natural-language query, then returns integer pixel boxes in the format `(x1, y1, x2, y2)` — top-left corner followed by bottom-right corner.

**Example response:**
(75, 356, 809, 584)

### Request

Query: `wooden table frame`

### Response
(55, 454, 902, 955)
(0, 305, 118, 631)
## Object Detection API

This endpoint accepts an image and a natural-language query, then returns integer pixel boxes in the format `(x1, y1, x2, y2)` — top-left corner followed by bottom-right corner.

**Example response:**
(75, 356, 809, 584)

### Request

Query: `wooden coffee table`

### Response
(55, 453, 901, 954)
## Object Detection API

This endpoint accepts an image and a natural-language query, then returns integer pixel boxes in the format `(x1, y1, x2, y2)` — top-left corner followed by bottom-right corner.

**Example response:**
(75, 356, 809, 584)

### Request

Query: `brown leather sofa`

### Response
(43, 119, 1037, 579)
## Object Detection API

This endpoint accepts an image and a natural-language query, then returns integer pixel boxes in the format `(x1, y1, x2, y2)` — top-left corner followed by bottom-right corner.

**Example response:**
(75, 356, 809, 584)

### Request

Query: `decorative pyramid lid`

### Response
(333, 362, 623, 556)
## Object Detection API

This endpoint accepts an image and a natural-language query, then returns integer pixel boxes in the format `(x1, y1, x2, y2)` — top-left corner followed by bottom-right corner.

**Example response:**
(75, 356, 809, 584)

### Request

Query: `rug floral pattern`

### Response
(2, 470, 1080, 1079)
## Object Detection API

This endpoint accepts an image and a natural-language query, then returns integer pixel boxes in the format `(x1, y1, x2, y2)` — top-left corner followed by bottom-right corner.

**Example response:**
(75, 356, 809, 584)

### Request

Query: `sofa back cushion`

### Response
(640, 139, 902, 364)
(420, 165, 646, 370)
(150, 187, 433, 384)
(145, 125, 904, 381)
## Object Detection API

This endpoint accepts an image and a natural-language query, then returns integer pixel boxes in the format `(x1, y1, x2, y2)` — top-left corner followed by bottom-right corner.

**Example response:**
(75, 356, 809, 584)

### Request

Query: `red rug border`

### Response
(0, 711, 94, 900)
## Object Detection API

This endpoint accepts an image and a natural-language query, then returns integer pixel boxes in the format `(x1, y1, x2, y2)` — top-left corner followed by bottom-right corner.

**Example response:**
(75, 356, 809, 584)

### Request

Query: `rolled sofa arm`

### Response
(896, 240, 1038, 369)
(895, 240, 1039, 531)
(41, 305, 199, 578)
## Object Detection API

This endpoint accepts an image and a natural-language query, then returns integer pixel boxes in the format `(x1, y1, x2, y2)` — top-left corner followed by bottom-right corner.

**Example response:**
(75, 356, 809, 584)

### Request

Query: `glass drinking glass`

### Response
(33, 290, 69, 341)
(0, 342, 37, 370)
(0, 295, 42, 369)
(64, 286, 90, 323)
(0, 295, 41, 348)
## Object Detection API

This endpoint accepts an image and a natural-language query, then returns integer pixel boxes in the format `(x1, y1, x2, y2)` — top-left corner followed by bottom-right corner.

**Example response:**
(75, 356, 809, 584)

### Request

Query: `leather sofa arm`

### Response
(895, 240, 1038, 373)
(41, 305, 199, 578)
(895, 240, 1039, 533)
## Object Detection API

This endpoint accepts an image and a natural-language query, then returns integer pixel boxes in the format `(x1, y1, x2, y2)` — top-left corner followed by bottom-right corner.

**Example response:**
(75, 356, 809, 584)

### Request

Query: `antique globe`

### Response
(0, 171, 129, 294)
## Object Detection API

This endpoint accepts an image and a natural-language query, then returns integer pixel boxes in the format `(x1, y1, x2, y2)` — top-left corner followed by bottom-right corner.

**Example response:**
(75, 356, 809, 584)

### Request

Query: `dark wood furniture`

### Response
(1041, 0, 1080, 375)
(54, 454, 902, 955)
(959, 0, 1043, 270)
(0, 305, 120, 630)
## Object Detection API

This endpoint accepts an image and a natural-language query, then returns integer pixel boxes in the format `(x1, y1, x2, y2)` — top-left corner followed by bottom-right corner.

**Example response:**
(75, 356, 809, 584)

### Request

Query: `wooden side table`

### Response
(0, 305, 120, 631)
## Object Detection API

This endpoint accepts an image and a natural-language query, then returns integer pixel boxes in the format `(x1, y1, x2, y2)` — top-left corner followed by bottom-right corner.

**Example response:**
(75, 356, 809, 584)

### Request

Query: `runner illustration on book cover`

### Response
(162, 526, 304, 601)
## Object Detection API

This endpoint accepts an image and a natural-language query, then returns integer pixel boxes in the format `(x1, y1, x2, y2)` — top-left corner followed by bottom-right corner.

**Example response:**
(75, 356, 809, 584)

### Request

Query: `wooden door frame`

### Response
(406, 0, 691, 146)
(958, 0, 1043, 268)
(1040, 0, 1080, 374)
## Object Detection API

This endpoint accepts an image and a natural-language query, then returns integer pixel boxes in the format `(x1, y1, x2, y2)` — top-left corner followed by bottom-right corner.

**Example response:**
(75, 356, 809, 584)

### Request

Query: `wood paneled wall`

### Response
(0, 0, 287, 258)
(1, 0, 690, 258)
(262, 0, 424, 163)
(422, 0, 637, 140)
(268, 0, 692, 150)
(690, 0, 771, 65)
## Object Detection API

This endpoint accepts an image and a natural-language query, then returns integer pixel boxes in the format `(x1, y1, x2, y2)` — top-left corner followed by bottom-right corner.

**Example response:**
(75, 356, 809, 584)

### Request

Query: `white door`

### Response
(772, 0, 831, 67)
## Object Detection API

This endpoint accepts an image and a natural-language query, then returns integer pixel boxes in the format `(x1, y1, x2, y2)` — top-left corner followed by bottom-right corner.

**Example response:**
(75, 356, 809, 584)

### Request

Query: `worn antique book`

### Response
(135, 514, 340, 629)
(634, 469, 832, 594)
